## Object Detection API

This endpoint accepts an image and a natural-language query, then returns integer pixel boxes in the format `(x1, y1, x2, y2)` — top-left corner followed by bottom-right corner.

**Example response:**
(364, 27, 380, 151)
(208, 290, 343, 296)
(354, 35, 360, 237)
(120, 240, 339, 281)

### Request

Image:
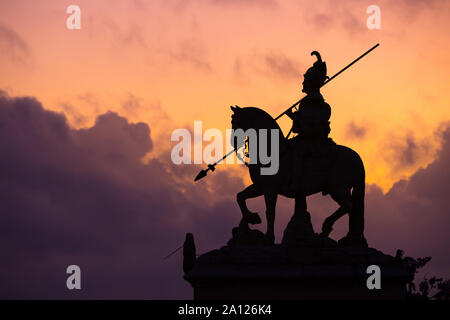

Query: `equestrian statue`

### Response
(195, 45, 380, 247)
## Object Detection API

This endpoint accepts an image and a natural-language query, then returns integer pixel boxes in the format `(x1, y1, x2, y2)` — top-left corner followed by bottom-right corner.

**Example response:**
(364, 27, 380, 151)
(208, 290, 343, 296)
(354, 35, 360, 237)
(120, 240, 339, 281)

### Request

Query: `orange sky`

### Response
(1, 0, 449, 191)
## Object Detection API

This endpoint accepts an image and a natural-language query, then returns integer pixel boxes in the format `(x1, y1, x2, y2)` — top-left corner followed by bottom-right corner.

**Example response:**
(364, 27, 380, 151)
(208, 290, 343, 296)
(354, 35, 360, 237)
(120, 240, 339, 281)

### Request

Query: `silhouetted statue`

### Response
(232, 105, 366, 246)
(185, 45, 415, 301)
(231, 52, 366, 247)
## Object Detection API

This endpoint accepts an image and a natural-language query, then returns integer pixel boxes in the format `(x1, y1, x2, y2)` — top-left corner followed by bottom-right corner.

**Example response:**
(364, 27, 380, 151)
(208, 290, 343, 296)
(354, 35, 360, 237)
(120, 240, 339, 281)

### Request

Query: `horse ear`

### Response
(230, 106, 236, 112)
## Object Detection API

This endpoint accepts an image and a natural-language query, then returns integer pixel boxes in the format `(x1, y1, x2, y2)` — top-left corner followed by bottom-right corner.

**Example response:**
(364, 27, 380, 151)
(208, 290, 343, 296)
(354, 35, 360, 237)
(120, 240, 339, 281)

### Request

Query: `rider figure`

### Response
(286, 51, 334, 191)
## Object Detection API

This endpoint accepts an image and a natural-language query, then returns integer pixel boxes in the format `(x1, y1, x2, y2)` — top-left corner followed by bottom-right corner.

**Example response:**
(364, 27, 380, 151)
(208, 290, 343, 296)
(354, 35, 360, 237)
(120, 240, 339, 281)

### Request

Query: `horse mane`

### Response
(240, 107, 285, 139)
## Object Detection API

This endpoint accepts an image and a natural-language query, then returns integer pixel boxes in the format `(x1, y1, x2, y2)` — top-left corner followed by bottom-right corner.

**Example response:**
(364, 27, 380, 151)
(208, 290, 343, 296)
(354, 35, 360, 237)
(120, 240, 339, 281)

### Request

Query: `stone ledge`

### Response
(184, 243, 413, 300)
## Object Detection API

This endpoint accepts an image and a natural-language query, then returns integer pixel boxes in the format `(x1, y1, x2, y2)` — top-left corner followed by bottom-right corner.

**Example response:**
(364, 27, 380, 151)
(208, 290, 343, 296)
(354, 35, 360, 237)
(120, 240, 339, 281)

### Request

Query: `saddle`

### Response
(284, 137, 337, 195)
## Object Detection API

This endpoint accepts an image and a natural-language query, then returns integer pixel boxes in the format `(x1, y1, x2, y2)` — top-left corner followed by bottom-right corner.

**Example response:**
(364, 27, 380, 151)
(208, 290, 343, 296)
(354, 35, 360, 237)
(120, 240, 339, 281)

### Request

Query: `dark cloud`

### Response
(345, 121, 367, 139)
(383, 132, 432, 171)
(364, 127, 450, 278)
(59, 103, 89, 127)
(234, 52, 304, 83)
(307, 125, 450, 280)
(0, 93, 240, 299)
(0, 92, 449, 298)
(0, 24, 30, 64)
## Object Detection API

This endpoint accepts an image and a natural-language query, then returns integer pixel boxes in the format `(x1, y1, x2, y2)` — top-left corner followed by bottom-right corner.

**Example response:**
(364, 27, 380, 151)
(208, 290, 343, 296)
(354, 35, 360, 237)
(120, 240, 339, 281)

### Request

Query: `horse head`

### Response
(230, 105, 286, 167)
(230, 105, 248, 150)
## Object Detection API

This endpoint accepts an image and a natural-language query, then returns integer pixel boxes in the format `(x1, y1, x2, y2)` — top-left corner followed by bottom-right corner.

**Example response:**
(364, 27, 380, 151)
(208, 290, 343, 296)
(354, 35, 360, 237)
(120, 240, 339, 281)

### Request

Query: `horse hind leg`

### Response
(337, 181, 367, 247)
(348, 179, 365, 238)
(237, 184, 263, 226)
(264, 192, 278, 244)
(321, 206, 346, 237)
(321, 189, 353, 237)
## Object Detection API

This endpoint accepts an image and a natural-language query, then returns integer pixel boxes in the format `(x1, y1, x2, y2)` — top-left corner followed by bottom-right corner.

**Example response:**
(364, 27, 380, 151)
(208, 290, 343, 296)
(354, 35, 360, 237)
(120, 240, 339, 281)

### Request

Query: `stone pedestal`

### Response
(184, 242, 412, 300)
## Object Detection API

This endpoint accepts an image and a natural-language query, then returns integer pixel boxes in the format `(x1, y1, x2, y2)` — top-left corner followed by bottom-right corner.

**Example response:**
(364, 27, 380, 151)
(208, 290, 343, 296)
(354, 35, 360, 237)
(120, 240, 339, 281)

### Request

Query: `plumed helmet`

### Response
(304, 51, 329, 88)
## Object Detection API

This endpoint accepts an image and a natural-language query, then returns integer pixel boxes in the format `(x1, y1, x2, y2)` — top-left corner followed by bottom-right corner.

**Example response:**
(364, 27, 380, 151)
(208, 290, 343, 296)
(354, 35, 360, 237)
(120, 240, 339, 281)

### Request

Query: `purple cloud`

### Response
(0, 92, 448, 299)
(307, 125, 450, 280)
(383, 132, 432, 171)
(0, 93, 241, 299)
(345, 121, 367, 139)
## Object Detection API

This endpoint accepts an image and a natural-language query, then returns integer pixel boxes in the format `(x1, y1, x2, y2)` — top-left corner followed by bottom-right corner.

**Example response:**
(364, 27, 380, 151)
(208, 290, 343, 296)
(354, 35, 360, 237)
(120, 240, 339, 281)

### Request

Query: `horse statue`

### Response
(230, 105, 366, 246)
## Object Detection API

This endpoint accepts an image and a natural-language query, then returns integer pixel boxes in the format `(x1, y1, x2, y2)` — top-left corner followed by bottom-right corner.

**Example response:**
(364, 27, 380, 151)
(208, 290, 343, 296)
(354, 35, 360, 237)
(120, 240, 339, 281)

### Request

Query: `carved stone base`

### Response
(184, 243, 413, 300)
(282, 210, 315, 245)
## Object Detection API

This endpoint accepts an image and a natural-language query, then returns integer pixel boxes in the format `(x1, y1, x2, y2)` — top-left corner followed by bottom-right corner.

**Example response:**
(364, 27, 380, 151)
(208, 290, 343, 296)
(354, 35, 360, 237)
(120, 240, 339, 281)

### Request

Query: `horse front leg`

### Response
(237, 184, 263, 226)
(264, 191, 278, 244)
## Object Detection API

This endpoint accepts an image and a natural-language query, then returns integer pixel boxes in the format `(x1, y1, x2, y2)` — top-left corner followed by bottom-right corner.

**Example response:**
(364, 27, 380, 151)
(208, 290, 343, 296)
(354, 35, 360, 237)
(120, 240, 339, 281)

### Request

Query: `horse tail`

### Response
(350, 156, 365, 236)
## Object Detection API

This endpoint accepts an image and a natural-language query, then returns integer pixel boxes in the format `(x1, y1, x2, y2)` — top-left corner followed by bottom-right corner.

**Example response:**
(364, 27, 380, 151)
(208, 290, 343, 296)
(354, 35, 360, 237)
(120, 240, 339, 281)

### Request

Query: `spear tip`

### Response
(194, 169, 208, 182)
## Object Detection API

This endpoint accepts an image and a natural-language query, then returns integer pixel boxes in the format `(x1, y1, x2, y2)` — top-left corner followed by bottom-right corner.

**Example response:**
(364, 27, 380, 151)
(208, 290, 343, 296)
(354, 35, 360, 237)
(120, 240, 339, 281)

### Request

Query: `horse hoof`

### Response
(338, 235, 368, 248)
(321, 219, 333, 237)
(263, 233, 275, 245)
(321, 225, 333, 237)
(239, 218, 249, 229)
(248, 212, 262, 225)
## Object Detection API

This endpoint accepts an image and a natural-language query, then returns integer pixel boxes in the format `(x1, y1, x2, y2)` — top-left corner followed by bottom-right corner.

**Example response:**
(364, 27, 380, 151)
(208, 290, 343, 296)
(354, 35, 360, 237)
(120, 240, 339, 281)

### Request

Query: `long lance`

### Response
(194, 43, 380, 182)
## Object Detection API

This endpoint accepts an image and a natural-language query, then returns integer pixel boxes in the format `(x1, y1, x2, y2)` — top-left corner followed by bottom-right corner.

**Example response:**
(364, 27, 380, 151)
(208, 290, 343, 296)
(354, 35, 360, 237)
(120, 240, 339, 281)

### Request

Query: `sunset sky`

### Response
(1, 0, 449, 189)
(0, 0, 449, 299)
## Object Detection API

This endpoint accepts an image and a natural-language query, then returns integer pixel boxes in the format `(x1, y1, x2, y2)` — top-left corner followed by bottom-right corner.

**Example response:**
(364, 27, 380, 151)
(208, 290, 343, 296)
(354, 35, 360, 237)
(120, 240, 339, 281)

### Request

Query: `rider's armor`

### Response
(287, 51, 334, 156)
(290, 92, 333, 156)
(286, 51, 336, 191)
(291, 92, 331, 139)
